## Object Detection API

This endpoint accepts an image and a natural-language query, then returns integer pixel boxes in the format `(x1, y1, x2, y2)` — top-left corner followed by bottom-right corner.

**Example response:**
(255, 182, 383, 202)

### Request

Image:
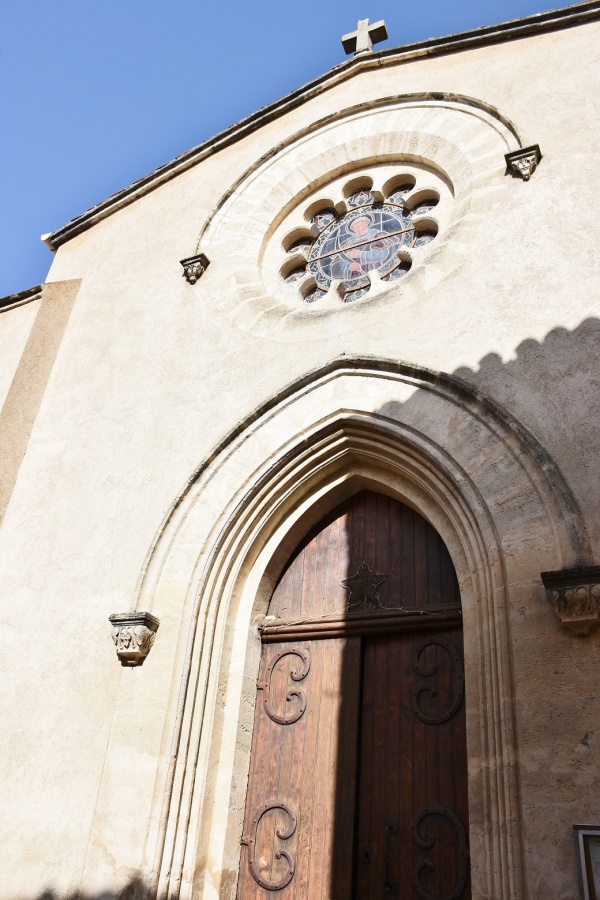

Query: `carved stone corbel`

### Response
(109, 612, 160, 666)
(505, 144, 542, 181)
(541, 567, 600, 635)
(180, 252, 210, 284)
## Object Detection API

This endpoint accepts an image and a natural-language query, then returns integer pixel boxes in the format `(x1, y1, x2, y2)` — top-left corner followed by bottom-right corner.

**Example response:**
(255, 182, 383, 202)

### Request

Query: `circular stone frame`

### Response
(195, 96, 521, 340)
(271, 161, 448, 305)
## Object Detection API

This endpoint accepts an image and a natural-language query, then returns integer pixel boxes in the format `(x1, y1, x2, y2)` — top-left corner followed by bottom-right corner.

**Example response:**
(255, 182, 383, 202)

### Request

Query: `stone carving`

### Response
(505, 144, 542, 181)
(180, 252, 210, 284)
(109, 611, 160, 666)
(541, 567, 600, 635)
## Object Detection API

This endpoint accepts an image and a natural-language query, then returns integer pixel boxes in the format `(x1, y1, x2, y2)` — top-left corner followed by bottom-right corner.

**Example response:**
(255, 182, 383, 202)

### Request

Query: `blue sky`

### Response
(1, 0, 580, 296)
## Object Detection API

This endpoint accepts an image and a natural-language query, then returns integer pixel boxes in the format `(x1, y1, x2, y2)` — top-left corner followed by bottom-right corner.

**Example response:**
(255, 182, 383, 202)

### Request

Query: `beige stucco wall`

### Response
(1, 17, 599, 900)
(0, 299, 41, 410)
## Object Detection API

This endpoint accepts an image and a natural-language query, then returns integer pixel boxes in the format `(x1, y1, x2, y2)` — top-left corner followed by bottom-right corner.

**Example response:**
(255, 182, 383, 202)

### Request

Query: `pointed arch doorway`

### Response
(237, 490, 470, 899)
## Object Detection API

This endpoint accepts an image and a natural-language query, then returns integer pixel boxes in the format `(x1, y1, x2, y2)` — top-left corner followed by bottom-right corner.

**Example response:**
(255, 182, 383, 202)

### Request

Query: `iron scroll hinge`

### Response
(241, 801, 298, 891)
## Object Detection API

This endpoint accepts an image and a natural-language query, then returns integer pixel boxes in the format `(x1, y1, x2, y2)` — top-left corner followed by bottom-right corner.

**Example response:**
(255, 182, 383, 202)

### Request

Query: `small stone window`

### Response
(279, 173, 440, 304)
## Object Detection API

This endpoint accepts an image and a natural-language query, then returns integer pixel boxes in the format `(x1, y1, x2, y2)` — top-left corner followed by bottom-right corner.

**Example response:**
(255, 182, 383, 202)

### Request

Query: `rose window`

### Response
(279, 174, 441, 304)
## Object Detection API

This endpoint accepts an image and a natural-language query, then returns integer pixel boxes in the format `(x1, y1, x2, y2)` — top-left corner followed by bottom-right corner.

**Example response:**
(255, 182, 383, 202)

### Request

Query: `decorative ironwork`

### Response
(241, 801, 298, 891)
(257, 648, 310, 725)
(180, 252, 210, 284)
(411, 639, 464, 725)
(341, 561, 387, 609)
(412, 806, 469, 900)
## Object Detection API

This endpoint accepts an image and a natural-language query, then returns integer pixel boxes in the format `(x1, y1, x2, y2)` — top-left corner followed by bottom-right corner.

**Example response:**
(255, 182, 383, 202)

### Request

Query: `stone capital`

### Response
(180, 252, 210, 285)
(505, 144, 542, 181)
(109, 611, 160, 666)
(541, 567, 600, 635)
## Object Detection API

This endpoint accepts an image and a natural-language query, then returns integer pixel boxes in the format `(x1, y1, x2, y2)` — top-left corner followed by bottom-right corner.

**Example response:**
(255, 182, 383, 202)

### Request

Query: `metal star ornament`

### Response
(341, 561, 387, 609)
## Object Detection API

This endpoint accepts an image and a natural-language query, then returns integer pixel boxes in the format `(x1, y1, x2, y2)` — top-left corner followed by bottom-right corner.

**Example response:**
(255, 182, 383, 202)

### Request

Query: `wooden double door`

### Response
(237, 492, 470, 899)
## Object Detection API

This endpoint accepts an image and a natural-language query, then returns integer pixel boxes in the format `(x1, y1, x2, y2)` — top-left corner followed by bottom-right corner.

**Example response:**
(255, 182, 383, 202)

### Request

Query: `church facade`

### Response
(1, 4, 600, 899)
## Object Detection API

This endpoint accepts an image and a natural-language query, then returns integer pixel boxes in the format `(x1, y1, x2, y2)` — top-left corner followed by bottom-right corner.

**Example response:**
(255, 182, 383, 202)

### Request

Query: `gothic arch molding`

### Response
(134, 359, 589, 900)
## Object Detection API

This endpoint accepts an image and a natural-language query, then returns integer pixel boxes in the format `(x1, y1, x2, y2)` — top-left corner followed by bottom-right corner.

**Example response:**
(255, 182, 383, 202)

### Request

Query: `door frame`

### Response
(242, 486, 469, 897)
(124, 361, 589, 900)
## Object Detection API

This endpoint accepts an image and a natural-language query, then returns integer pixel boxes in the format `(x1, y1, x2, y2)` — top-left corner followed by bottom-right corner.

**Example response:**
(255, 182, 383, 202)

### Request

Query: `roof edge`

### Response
(46, 1, 600, 250)
(0, 284, 43, 314)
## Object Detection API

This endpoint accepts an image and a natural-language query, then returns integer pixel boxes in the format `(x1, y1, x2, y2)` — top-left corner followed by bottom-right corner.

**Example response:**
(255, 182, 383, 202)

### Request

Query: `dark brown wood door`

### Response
(355, 628, 470, 899)
(237, 491, 470, 899)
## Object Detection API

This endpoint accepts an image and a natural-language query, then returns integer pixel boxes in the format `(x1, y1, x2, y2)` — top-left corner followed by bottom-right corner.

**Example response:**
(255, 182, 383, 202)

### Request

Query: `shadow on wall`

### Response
(454, 318, 600, 453)
(452, 318, 600, 439)
(456, 318, 600, 535)
(396, 318, 600, 548)
(32, 879, 149, 900)
(236, 317, 600, 900)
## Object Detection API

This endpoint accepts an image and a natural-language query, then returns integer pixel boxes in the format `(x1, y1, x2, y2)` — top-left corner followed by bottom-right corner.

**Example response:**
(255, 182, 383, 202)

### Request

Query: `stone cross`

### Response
(342, 18, 388, 56)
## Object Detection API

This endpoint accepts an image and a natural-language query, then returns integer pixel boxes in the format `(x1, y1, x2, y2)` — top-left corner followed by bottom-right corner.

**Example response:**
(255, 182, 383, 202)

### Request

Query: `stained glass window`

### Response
(304, 287, 327, 303)
(411, 199, 439, 214)
(414, 231, 436, 248)
(382, 261, 411, 283)
(387, 184, 414, 204)
(282, 176, 439, 304)
(286, 238, 312, 256)
(347, 188, 374, 208)
(310, 209, 338, 231)
(284, 265, 307, 284)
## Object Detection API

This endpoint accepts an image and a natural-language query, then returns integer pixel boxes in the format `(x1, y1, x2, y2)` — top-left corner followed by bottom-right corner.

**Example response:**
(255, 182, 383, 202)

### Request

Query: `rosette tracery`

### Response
(280, 173, 440, 304)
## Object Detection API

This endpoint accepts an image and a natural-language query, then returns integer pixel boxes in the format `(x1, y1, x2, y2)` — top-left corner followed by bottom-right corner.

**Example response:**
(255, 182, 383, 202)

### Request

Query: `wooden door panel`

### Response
(355, 627, 470, 900)
(237, 638, 361, 899)
(269, 492, 460, 622)
(238, 492, 470, 899)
